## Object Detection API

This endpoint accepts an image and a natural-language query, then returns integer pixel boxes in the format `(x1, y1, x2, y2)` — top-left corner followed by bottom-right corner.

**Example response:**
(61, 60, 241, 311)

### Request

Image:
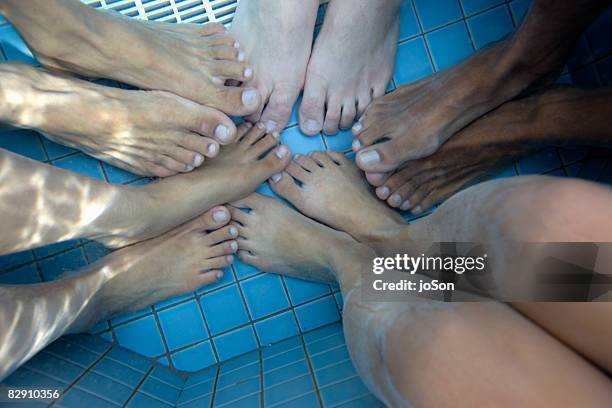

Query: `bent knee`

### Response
(505, 177, 612, 241)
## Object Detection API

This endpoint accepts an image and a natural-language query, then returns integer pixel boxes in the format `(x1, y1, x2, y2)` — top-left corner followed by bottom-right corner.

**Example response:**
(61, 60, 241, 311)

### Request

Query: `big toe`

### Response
(260, 86, 300, 133)
(179, 206, 231, 234)
(255, 144, 292, 179)
(299, 77, 326, 136)
(213, 86, 262, 116)
(355, 139, 406, 173)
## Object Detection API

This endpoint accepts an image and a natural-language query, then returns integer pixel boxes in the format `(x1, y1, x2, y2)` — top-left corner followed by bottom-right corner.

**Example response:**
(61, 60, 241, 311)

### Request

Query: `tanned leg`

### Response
(233, 177, 612, 406)
(0, 208, 238, 380)
(0, 0, 262, 116)
(0, 124, 290, 254)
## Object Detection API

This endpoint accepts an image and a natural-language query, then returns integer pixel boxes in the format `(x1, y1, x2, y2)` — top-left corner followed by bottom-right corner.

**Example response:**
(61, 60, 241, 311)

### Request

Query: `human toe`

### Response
(322, 102, 341, 135)
(269, 171, 301, 202)
(340, 101, 357, 130)
(212, 86, 262, 116)
(294, 154, 319, 172)
(250, 133, 280, 158)
(355, 140, 406, 173)
(202, 224, 239, 246)
(207, 240, 238, 257)
(366, 172, 390, 187)
(253, 145, 292, 179)
(166, 146, 206, 169)
(299, 80, 326, 136)
(191, 106, 237, 145)
(260, 86, 300, 133)
(194, 206, 232, 230)
(212, 60, 253, 82)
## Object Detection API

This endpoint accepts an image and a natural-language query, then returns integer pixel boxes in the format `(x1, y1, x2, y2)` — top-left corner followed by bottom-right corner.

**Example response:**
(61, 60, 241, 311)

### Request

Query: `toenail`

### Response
(389, 193, 402, 207)
(358, 150, 381, 166)
(244, 67, 253, 79)
(234, 41, 240, 49)
(256, 122, 265, 130)
(264, 120, 277, 132)
(304, 119, 320, 133)
(185, 165, 194, 172)
(378, 186, 390, 199)
(215, 124, 231, 144)
(230, 241, 238, 252)
(352, 122, 363, 133)
(270, 173, 283, 183)
(238, 51, 245, 62)
(229, 226, 238, 236)
(244, 122, 253, 128)
(193, 153, 204, 167)
(213, 210, 228, 222)
(352, 139, 361, 151)
(275, 145, 289, 159)
(207, 143, 219, 156)
(242, 89, 258, 106)
(400, 200, 412, 211)
(226, 255, 234, 263)
(412, 205, 423, 215)
(272, 131, 280, 138)
(216, 270, 224, 280)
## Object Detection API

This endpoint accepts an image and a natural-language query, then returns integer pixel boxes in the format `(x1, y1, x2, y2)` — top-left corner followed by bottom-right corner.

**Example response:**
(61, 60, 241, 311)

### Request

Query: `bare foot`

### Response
(299, 0, 400, 136)
(74, 207, 239, 330)
(372, 110, 539, 213)
(97, 124, 292, 248)
(231, 0, 318, 132)
(371, 87, 612, 213)
(229, 193, 357, 284)
(1, 64, 238, 177)
(5, 2, 262, 116)
(268, 150, 405, 241)
(350, 0, 609, 176)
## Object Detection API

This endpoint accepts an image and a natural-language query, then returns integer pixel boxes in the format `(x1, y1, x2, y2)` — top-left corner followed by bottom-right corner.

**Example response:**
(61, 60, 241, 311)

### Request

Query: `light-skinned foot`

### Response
(231, 0, 318, 132)
(229, 193, 363, 285)
(0, 63, 237, 177)
(269, 150, 406, 242)
(0, 1, 262, 116)
(96, 123, 292, 248)
(72, 207, 239, 331)
(299, 0, 400, 136)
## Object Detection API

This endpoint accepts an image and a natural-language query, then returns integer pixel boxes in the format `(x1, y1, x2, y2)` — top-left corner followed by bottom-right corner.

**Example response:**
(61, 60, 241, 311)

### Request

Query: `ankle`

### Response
(366, 214, 409, 243)
(325, 236, 375, 289)
(87, 185, 154, 245)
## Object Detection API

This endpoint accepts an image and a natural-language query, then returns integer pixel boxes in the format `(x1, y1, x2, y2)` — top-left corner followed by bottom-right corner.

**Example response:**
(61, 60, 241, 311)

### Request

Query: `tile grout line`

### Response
(259, 347, 264, 408)
(150, 308, 173, 367)
(47, 345, 113, 407)
(208, 364, 220, 408)
(299, 332, 324, 408)
(121, 364, 155, 407)
(194, 285, 222, 366)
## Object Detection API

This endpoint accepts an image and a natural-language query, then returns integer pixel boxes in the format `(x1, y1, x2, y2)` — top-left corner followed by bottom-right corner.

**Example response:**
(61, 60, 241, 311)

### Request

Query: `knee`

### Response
(380, 303, 486, 404)
(502, 177, 611, 241)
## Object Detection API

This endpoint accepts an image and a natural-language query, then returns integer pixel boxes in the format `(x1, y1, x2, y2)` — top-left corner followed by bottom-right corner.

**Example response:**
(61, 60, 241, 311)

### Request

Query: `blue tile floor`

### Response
(1, 323, 380, 407)
(1, 0, 612, 402)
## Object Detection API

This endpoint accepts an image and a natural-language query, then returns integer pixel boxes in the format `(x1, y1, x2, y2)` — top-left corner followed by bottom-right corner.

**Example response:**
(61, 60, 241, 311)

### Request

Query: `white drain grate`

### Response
(81, 0, 239, 25)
